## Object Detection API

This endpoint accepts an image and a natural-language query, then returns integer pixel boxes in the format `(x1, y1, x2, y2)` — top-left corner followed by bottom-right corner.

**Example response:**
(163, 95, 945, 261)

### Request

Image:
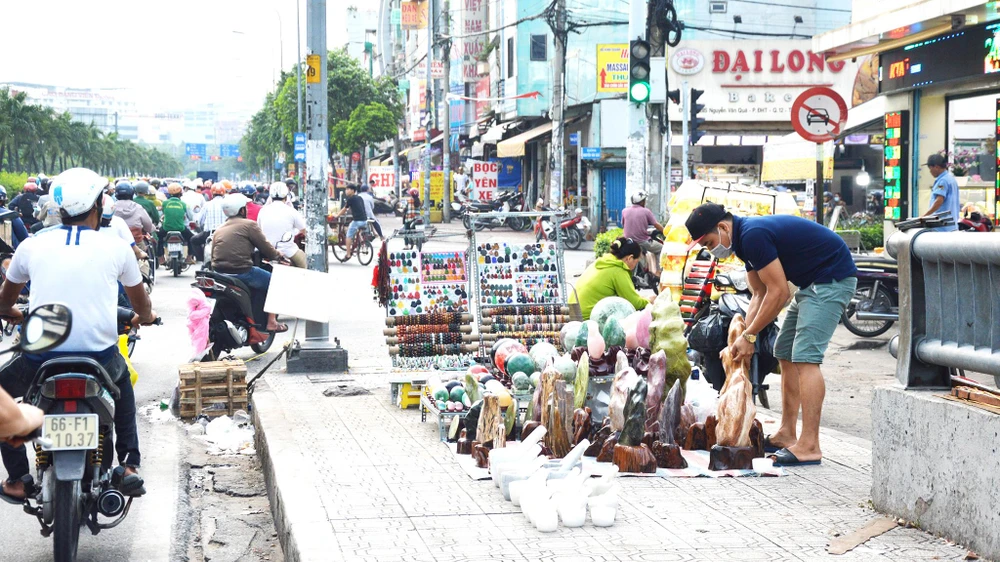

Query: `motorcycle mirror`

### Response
(20, 304, 73, 354)
(714, 275, 733, 287)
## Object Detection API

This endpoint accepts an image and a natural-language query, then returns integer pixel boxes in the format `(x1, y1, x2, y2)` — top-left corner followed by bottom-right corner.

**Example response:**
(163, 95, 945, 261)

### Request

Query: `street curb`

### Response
(252, 384, 339, 562)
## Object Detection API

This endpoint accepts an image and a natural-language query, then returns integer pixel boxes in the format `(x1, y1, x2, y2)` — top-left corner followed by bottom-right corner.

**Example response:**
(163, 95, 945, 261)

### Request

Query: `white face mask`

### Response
(709, 226, 733, 260)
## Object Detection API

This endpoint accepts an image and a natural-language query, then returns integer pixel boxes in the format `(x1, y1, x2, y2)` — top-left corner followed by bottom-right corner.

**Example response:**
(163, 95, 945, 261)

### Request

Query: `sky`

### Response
(0, 0, 352, 115)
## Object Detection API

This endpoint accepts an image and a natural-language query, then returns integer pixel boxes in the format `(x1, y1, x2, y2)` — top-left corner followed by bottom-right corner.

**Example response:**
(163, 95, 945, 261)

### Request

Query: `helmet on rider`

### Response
(270, 181, 289, 200)
(182, 180, 196, 191)
(51, 168, 108, 219)
(27, 176, 38, 185)
(210, 184, 227, 197)
(240, 182, 256, 198)
(221, 193, 249, 218)
(631, 191, 647, 205)
(218, 180, 235, 193)
(0, 185, 7, 205)
(408, 188, 419, 198)
(37, 173, 50, 193)
(133, 180, 150, 195)
(101, 194, 116, 222)
(150, 178, 162, 188)
(115, 182, 135, 199)
(23, 181, 38, 193)
(167, 183, 183, 196)
(284, 177, 297, 189)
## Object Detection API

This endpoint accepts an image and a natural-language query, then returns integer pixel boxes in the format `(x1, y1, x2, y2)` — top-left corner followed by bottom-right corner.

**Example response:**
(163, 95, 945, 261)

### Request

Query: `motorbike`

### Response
(192, 266, 278, 360)
(373, 193, 397, 216)
(841, 254, 898, 338)
(164, 231, 190, 277)
(534, 207, 590, 250)
(631, 225, 664, 294)
(461, 191, 530, 232)
(4, 303, 161, 562)
(687, 269, 778, 407)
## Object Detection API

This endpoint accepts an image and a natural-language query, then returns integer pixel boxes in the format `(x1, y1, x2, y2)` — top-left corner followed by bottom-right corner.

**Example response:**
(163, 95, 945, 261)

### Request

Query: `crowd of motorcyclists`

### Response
(0, 170, 307, 509)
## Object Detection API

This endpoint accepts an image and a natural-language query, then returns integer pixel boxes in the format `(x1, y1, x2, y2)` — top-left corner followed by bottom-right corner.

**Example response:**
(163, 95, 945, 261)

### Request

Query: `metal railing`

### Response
(887, 229, 1000, 388)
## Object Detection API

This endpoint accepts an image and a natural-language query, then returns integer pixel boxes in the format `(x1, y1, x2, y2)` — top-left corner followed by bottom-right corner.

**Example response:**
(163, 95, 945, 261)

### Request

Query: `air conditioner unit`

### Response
(709, 1, 727, 14)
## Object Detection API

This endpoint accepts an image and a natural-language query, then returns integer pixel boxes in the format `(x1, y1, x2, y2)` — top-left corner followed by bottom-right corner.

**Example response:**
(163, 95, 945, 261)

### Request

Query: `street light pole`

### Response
(296, 0, 304, 197)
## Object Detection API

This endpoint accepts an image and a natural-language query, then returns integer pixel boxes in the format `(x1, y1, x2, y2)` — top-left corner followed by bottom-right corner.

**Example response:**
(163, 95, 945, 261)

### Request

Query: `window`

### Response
(709, 1, 727, 13)
(530, 35, 547, 61)
(507, 38, 515, 78)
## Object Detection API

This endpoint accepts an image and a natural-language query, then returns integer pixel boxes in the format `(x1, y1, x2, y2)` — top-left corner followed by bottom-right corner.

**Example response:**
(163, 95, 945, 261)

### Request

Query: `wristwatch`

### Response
(742, 332, 758, 344)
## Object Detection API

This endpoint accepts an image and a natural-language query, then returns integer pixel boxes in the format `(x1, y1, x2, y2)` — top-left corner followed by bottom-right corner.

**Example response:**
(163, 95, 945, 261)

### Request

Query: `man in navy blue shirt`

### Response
(686, 203, 857, 467)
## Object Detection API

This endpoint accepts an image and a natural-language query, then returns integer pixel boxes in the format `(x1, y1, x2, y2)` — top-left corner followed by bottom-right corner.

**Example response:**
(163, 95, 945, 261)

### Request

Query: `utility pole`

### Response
(442, 0, 452, 222)
(549, 0, 567, 207)
(288, 0, 347, 372)
(625, 0, 648, 204)
(422, 0, 434, 225)
(390, 0, 403, 198)
(646, 7, 664, 216)
(296, 0, 304, 198)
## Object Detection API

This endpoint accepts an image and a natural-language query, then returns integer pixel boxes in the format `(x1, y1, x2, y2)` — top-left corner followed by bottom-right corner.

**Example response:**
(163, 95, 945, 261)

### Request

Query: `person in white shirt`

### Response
(0, 168, 156, 500)
(180, 181, 206, 225)
(454, 166, 471, 201)
(190, 184, 228, 262)
(257, 182, 307, 267)
(359, 183, 385, 241)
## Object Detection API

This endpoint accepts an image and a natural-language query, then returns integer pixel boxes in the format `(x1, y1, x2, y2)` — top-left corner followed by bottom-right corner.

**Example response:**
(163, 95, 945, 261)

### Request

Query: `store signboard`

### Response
(883, 111, 910, 222)
(666, 40, 866, 122)
(400, 1, 427, 30)
(596, 44, 629, 93)
(879, 21, 1000, 95)
(468, 159, 499, 201)
(367, 166, 395, 198)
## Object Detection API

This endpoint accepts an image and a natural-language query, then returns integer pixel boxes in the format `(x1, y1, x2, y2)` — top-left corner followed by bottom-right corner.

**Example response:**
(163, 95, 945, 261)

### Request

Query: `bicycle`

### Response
(331, 216, 375, 265)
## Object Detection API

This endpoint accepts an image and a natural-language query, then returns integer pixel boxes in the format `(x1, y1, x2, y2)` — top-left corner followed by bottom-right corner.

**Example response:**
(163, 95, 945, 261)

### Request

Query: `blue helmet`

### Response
(240, 183, 256, 198)
(115, 181, 135, 200)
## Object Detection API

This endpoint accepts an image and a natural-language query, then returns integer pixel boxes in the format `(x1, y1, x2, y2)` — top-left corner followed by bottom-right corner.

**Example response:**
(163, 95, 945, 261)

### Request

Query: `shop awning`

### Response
(482, 120, 521, 143)
(497, 122, 553, 158)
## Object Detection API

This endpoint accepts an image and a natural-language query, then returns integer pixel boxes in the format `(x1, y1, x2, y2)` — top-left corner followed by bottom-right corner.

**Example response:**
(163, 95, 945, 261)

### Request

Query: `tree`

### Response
(330, 103, 398, 155)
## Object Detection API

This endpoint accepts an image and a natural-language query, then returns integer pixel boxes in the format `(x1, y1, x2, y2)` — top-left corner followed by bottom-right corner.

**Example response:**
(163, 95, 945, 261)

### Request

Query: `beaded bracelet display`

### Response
(397, 333, 465, 345)
(394, 323, 463, 335)
(487, 315, 568, 325)
(485, 305, 565, 316)
(391, 312, 465, 326)
(490, 323, 564, 333)
(391, 354, 475, 370)
(397, 343, 466, 357)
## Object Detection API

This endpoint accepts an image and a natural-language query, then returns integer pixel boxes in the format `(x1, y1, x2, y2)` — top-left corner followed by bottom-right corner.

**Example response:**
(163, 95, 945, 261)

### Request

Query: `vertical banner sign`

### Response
(996, 99, 1000, 222)
(596, 44, 629, 93)
(475, 78, 490, 119)
(883, 111, 910, 221)
(462, 0, 486, 82)
(470, 160, 499, 201)
(367, 166, 396, 198)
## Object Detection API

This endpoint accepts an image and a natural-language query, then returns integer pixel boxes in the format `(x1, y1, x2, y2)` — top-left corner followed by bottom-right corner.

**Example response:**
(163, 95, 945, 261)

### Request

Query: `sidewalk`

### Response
(251, 257, 974, 562)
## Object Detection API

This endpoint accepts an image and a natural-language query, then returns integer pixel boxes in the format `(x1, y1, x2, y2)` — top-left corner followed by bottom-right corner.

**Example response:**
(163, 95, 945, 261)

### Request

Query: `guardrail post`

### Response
(888, 230, 951, 388)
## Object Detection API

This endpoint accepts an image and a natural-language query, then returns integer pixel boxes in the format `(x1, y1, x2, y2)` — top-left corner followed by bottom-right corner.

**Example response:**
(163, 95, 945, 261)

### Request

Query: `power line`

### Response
(684, 24, 813, 39)
(441, 0, 556, 40)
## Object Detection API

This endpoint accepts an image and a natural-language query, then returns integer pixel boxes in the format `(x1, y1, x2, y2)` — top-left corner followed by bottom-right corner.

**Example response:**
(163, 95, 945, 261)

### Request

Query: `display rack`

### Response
(381, 237, 477, 370)
(468, 210, 571, 357)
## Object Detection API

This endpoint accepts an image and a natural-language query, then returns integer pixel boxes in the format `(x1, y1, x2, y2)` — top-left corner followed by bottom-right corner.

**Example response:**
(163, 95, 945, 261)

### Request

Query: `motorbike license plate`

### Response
(41, 414, 99, 451)
(168, 243, 183, 253)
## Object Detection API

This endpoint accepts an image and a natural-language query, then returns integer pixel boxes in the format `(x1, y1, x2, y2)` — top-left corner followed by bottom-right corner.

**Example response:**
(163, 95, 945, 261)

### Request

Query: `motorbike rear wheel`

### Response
(251, 331, 275, 353)
(53, 479, 82, 562)
(564, 227, 583, 250)
(842, 284, 895, 338)
(462, 214, 473, 231)
(171, 258, 182, 277)
(506, 217, 529, 231)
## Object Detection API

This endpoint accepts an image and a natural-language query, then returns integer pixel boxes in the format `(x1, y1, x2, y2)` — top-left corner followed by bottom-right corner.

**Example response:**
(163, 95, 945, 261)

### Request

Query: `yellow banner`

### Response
(596, 44, 629, 93)
(401, 1, 427, 30)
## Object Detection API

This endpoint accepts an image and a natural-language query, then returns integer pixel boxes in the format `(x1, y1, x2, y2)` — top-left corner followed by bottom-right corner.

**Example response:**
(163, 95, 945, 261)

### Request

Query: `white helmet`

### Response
(631, 191, 647, 205)
(101, 194, 116, 220)
(221, 193, 249, 218)
(51, 168, 108, 218)
(270, 181, 289, 200)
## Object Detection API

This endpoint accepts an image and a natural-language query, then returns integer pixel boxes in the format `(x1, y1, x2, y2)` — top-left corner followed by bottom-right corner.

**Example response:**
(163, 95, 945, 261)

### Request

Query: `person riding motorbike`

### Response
(181, 180, 206, 225)
(0, 167, 156, 500)
(113, 182, 155, 248)
(211, 194, 288, 333)
(190, 184, 228, 262)
(569, 237, 654, 320)
(158, 183, 194, 265)
(622, 191, 665, 277)
(257, 181, 307, 268)
(133, 180, 160, 228)
(0, 187, 29, 248)
(34, 175, 62, 230)
(242, 183, 263, 221)
(9, 182, 40, 231)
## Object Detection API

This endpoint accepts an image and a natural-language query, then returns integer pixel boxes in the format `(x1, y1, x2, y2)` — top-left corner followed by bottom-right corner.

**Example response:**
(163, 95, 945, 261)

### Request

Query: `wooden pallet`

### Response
(178, 360, 248, 419)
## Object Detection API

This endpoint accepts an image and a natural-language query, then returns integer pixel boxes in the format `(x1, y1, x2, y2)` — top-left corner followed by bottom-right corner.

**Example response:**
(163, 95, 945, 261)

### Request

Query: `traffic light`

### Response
(628, 39, 652, 104)
(689, 88, 706, 145)
(667, 89, 681, 105)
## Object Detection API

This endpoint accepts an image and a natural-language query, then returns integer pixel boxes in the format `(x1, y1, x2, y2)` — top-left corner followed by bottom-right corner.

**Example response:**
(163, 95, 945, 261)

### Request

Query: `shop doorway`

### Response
(602, 167, 626, 227)
(946, 93, 999, 218)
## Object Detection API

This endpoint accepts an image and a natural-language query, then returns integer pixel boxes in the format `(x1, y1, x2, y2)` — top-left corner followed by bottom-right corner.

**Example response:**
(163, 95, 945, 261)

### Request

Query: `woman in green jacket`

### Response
(570, 237, 654, 320)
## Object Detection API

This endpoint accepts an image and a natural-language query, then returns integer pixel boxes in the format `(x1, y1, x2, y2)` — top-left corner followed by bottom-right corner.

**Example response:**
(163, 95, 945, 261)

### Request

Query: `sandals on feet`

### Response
(0, 475, 34, 504)
(769, 448, 822, 467)
(117, 470, 146, 497)
(266, 323, 289, 334)
(763, 434, 783, 454)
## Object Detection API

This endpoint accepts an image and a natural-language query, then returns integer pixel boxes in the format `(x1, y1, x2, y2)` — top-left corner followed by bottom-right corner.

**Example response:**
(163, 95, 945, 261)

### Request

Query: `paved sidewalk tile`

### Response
(253, 255, 972, 562)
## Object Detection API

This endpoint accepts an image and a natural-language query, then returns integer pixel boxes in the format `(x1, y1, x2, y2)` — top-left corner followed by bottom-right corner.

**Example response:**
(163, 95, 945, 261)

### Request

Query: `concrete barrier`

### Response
(872, 387, 1000, 560)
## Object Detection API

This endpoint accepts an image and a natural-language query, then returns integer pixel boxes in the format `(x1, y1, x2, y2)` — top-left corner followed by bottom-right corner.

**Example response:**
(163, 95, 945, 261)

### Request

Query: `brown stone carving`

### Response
(572, 407, 592, 445)
(596, 432, 619, 463)
(584, 422, 612, 457)
(472, 442, 491, 468)
(708, 444, 755, 471)
(612, 443, 657, 473)
(456, 429, 472, 455)
(705, 414, 718, 449)
(521, 421, 541, 443)
(749, 419, 765, 459)
(684, 423, 708, 451)
(651, 441, 688, 469)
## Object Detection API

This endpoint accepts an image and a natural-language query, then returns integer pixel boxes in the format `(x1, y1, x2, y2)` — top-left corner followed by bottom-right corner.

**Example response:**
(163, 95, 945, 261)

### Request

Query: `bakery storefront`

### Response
(666, 40, 875, 192)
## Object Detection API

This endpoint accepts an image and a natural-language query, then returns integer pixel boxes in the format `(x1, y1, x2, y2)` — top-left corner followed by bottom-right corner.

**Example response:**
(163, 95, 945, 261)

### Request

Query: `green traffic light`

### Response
(630, 82, 651, 103)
